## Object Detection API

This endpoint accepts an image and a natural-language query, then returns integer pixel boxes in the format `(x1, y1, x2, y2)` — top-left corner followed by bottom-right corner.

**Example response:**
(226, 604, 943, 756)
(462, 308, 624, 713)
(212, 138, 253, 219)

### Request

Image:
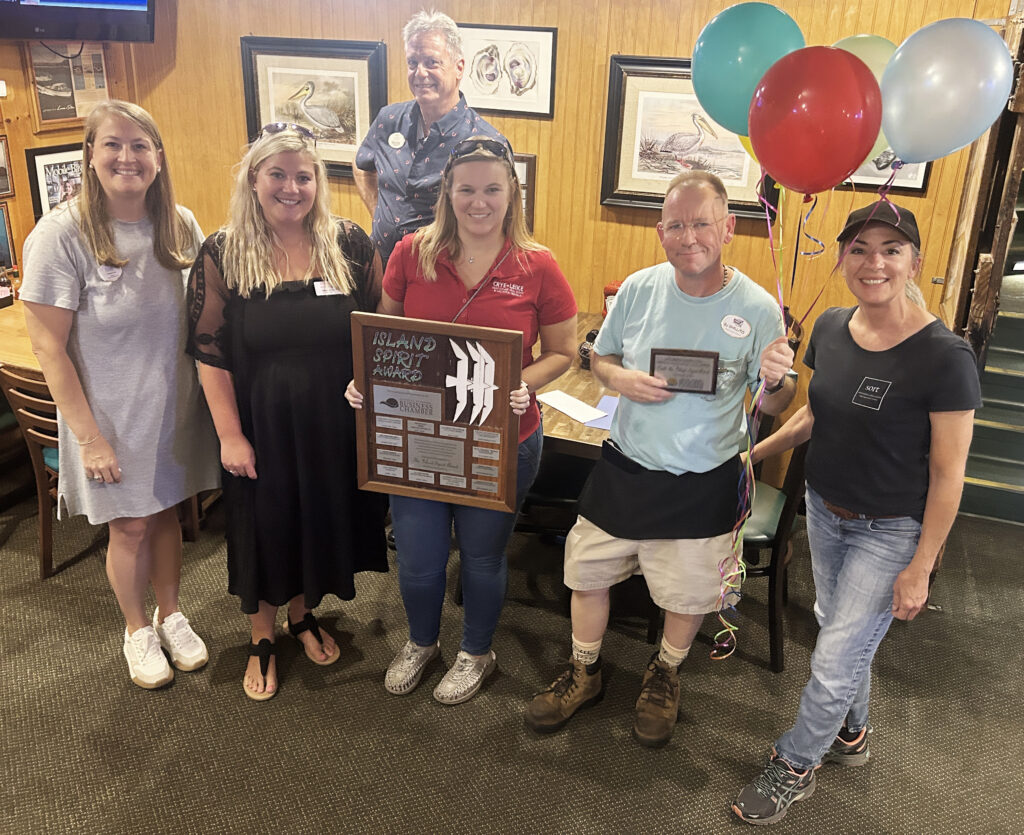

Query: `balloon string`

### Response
(799, 196, 826, 257)
(796, 165, 902, 330)
(755, 167, 789, 328)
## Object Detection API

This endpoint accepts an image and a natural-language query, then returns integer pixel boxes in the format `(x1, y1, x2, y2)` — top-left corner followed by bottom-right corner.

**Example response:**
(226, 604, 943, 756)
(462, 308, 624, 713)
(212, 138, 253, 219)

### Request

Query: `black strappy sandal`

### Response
(243, 638, 277, 701)
(284, 612, 340, 666)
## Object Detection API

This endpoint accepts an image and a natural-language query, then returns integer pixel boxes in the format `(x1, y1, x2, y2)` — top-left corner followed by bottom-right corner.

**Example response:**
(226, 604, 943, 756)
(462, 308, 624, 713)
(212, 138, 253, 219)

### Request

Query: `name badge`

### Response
(313, 280, 342, 296)
(650, 348, 719, 394)
(388, 132, 406, 149)
(97, 265, 122, 282)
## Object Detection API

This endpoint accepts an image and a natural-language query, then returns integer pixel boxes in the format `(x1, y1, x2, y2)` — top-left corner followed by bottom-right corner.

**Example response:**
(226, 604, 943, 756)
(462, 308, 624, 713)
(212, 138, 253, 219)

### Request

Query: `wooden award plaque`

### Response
(351, 312, 524, 512)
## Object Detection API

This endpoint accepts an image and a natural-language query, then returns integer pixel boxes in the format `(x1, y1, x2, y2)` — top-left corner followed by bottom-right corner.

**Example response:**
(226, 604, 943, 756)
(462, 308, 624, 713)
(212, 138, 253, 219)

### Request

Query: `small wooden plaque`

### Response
(352, 312, 523, 512)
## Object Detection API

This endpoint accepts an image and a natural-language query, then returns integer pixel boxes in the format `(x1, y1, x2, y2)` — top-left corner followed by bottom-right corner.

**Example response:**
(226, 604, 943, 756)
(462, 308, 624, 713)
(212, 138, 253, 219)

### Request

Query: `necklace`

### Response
(722, 265, 730, 288)
(468, 255, 475, 264)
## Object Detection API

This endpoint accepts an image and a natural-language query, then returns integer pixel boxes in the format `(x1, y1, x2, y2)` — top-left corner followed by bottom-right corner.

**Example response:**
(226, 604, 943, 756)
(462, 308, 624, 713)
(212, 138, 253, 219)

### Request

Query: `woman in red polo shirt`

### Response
(348, 136, 577, 704)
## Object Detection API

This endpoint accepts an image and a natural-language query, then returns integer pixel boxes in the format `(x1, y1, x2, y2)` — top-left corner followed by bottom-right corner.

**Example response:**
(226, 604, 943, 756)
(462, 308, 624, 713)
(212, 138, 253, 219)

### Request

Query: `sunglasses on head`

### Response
(260, 122, 317, 145)
(445, 138, 515, 176)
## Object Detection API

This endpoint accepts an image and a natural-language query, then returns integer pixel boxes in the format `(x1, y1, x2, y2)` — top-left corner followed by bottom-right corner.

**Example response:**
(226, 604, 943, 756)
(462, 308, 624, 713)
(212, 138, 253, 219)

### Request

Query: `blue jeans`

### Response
(390, 425, 543, 655)
(774, 485, 921, 771)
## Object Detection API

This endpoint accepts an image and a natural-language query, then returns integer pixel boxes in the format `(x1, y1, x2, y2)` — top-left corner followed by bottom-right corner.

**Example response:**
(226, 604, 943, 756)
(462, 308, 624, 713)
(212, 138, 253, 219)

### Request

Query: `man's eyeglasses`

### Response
(260, 122, 317, 146)
(445, 138, 515, 176)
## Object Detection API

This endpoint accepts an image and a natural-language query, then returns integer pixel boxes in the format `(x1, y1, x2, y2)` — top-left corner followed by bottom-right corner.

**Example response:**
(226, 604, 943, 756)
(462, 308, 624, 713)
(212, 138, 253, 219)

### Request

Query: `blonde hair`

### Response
(221, 130, 354, 298)
(413, 139, 544, 281)
(78, 100, 195, 270)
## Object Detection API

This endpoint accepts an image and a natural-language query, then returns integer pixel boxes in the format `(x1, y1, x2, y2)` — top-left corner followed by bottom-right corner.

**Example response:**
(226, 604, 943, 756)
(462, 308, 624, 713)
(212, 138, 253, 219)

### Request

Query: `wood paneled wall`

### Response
(0, 0, 1012, 449)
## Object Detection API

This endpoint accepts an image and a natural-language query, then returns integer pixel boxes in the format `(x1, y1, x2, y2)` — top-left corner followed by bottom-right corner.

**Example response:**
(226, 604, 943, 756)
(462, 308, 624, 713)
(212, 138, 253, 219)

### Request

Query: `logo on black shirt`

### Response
(852, 377, 891, 410)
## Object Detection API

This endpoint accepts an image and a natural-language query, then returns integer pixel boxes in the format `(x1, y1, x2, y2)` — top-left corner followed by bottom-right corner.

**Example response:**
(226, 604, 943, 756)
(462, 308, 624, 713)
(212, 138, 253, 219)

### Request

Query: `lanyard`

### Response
(449, 247, 513, 324)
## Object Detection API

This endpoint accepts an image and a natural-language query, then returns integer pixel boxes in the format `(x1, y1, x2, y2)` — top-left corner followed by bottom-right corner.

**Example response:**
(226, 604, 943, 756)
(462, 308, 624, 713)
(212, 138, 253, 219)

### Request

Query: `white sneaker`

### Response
(153, 608, 209, 671)
(123, 625, 174, 689)
(433, 650, 496, 705)
(384, 640, 440, 695)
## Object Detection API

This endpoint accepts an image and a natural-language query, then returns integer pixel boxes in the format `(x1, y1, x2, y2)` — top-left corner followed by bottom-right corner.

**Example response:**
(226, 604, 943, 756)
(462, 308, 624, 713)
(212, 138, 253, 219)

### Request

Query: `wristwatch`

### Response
(763, 376, 786, 394)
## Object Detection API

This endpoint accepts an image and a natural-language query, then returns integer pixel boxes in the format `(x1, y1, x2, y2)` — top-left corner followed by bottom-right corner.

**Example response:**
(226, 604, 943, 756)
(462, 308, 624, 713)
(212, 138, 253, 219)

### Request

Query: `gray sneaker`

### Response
(433, 650, 496, 705)
(384, 641, 440, 695)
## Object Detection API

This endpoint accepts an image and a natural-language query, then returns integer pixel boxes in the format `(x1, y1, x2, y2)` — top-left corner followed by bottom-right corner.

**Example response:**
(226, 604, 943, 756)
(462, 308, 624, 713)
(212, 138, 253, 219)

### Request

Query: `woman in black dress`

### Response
(187, 124, 386, 700)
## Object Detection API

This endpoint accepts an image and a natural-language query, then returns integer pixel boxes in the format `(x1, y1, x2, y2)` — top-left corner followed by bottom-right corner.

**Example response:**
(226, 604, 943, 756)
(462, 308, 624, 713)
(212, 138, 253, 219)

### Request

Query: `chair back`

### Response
(0, 366, 58, 463)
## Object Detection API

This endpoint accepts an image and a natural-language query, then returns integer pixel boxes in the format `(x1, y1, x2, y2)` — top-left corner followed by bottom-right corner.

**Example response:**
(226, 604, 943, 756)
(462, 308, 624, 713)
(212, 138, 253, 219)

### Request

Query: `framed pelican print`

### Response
(601, 55, 761, 217)
(456, 24, 556, 117)
(240, 37, 387, 179)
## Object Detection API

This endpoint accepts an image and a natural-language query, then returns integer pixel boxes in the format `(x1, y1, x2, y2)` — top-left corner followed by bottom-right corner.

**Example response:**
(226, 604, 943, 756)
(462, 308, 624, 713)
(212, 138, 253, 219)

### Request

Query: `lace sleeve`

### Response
(338, 218, 382, 312)
(186, 235, 233, 370)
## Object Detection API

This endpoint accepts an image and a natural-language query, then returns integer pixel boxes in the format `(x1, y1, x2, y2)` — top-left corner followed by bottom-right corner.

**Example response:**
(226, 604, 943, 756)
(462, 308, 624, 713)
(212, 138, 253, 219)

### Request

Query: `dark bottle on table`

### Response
(0, 268, 13, 309)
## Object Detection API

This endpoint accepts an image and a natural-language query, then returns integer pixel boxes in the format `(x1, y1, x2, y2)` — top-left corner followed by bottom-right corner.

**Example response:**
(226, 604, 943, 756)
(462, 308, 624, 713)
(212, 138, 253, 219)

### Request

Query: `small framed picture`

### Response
(25, 143, 84, 220)
(0, 202, 15, 269)
(456, 24, 557, 117)
(0, 136, 14, 199)
(839, 148, 930, 194)
(240, 36, 388, 179)
(24, 42, 110, 133)
(513, 153, 536, 233)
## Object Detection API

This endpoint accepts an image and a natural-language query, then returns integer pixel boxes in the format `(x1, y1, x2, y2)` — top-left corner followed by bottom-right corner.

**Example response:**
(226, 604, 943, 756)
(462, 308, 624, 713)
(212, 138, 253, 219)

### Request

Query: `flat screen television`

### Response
(0, 1, 156, 43)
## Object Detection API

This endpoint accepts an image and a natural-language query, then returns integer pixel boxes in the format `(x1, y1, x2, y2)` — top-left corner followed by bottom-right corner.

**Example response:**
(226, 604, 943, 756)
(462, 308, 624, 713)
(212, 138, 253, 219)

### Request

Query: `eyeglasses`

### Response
(260, 122, 317, 146)
(444, 138, 515, 176)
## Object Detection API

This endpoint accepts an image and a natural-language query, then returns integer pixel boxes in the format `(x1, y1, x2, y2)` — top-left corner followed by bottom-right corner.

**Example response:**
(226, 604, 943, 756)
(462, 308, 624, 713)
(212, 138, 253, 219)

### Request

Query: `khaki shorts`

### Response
(563, 515, 736, 615)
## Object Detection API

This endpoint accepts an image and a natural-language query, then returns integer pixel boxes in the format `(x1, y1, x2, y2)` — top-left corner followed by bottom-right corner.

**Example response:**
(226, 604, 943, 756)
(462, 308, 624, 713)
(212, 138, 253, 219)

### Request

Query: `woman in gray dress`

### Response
(21, 100, 220, 690)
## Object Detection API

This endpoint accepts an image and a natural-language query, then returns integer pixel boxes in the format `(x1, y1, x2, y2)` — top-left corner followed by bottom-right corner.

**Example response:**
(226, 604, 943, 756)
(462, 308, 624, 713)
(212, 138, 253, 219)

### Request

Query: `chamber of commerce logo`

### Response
(446, 339, 498, 425)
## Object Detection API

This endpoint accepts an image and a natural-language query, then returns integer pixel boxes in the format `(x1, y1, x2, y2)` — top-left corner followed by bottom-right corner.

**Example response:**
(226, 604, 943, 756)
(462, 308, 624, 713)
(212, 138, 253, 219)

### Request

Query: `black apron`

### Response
(576, 440, 740, 540)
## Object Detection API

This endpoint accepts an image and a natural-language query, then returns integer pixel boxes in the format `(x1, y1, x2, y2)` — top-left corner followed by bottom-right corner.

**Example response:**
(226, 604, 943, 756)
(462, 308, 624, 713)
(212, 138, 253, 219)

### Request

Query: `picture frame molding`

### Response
(23, 42, 111, 134)
(25, 143, 83, 221)
(838, 155, 931, 194)
(600, 54, 762, 218)
(0, 201, 15, 270)
(456, 23, 557, 118)
(513, 152, 536, 233)
(240, 35, 387, 179)
(0, 136, 14, 199)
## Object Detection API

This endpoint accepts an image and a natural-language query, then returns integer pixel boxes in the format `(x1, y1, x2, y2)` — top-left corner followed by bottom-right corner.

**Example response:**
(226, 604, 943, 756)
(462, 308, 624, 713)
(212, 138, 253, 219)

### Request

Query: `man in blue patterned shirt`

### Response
(354, 10, 510, 264)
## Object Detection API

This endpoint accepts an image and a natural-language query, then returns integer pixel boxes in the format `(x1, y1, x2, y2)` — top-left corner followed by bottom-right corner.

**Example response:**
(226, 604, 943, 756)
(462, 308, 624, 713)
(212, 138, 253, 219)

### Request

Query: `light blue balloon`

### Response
(882, 18, 1014, 164)
(692, 2, 805, 136)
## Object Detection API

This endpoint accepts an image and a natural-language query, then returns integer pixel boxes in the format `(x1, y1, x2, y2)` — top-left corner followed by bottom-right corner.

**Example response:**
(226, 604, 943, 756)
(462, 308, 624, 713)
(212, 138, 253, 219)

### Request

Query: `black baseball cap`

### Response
(836, 200, 921, 249)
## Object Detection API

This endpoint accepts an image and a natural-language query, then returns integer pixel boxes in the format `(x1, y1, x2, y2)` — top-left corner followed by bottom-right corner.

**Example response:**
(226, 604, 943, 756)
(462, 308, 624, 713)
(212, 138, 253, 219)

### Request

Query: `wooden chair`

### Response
(0, 365, 206, 577)
(0, 366, 61, 578)
(742, 440, 809, 673)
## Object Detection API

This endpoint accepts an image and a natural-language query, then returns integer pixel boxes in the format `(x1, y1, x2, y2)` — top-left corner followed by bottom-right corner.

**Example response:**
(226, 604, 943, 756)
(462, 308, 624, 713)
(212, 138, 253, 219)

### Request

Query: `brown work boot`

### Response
(632, 653, 680, 748)
(525, 657, 604, 733)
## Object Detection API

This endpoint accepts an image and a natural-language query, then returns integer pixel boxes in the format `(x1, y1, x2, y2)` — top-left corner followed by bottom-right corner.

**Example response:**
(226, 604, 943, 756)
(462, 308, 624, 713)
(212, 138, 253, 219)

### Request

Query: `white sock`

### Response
(571, 634, 602, 667)
(659, 637, 689, 668)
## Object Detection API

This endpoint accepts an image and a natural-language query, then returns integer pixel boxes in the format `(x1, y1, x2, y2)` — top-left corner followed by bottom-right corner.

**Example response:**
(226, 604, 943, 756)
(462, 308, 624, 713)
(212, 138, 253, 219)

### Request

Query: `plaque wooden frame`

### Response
(352, 312, 523, 512)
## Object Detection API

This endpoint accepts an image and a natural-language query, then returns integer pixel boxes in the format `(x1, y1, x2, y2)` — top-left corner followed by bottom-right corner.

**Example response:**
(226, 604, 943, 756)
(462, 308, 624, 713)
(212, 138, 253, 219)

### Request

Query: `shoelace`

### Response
(131, 631, 163, 664)
(163, 617, 193, 648)
(642, 663, 675, 707)
(752, 760, 805, 800)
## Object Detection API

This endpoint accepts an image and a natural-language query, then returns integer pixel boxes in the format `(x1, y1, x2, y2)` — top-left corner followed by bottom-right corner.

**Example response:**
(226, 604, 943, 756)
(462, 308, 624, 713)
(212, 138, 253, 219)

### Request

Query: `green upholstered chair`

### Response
(742, 441, 809, 673)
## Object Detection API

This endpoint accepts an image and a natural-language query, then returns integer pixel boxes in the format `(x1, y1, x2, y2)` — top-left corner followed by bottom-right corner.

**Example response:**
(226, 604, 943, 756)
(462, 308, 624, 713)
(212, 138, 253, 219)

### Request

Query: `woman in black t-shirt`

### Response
(732, 201, 981, 826)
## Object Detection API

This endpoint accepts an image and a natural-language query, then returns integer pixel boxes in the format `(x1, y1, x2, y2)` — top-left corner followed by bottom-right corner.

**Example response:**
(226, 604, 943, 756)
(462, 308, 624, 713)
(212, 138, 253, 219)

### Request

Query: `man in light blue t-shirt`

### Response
(527, 171, 796, 747)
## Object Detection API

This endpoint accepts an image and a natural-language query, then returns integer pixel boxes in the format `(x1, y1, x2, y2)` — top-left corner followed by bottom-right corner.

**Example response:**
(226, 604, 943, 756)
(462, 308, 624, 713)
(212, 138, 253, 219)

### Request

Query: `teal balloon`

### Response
(693, 2, 805, 136)
(882, 18, 1014, 164)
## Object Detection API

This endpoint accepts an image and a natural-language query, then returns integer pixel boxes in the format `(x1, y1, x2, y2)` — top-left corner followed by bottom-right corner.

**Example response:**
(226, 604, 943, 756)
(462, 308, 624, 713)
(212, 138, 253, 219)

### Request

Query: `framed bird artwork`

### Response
(241, 36, 388, 178)
(600, 55, 762, 217)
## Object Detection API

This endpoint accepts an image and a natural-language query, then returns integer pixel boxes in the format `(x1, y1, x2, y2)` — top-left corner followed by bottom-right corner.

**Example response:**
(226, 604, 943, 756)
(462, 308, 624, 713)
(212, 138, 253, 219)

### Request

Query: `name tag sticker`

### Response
(721, 314, 751, 338)
(852, 377, 892, 410)
(314, 281, 342, 296)
(388, 132, 406, 149)
(97, 265, 122, 282)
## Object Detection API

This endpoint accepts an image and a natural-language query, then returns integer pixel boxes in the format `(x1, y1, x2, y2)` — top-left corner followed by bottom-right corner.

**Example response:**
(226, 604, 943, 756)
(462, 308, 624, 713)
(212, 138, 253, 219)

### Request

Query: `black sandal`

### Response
(285, 612, 340, 666)
(243, 638, 277, 701)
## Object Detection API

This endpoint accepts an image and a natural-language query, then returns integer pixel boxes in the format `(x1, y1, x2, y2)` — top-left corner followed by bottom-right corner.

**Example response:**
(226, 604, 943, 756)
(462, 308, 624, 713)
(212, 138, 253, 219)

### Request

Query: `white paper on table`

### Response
(536, 390, 607, 424)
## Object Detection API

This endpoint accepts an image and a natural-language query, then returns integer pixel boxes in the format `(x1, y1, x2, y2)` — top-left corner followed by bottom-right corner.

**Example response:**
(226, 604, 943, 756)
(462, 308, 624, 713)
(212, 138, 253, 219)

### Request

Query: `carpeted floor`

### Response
(1, 491, 1020, 834)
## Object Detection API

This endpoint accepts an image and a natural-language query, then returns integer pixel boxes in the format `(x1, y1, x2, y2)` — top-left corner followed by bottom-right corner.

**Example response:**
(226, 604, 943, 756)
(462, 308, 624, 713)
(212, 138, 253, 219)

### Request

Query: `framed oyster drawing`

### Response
(457, 24, 556, 117)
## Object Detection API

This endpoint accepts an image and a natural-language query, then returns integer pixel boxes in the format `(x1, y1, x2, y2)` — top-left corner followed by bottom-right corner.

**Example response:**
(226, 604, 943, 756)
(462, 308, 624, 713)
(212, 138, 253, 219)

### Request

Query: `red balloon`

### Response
(748, 46, 881, 195)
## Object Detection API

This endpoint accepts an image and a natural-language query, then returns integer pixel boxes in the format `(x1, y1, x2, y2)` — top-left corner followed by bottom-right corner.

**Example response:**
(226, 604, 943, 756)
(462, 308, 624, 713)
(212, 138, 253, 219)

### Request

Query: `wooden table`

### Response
(1, 302, 615, 456)
(0, 301, 40, 373)
(535, 313, 613, 459)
